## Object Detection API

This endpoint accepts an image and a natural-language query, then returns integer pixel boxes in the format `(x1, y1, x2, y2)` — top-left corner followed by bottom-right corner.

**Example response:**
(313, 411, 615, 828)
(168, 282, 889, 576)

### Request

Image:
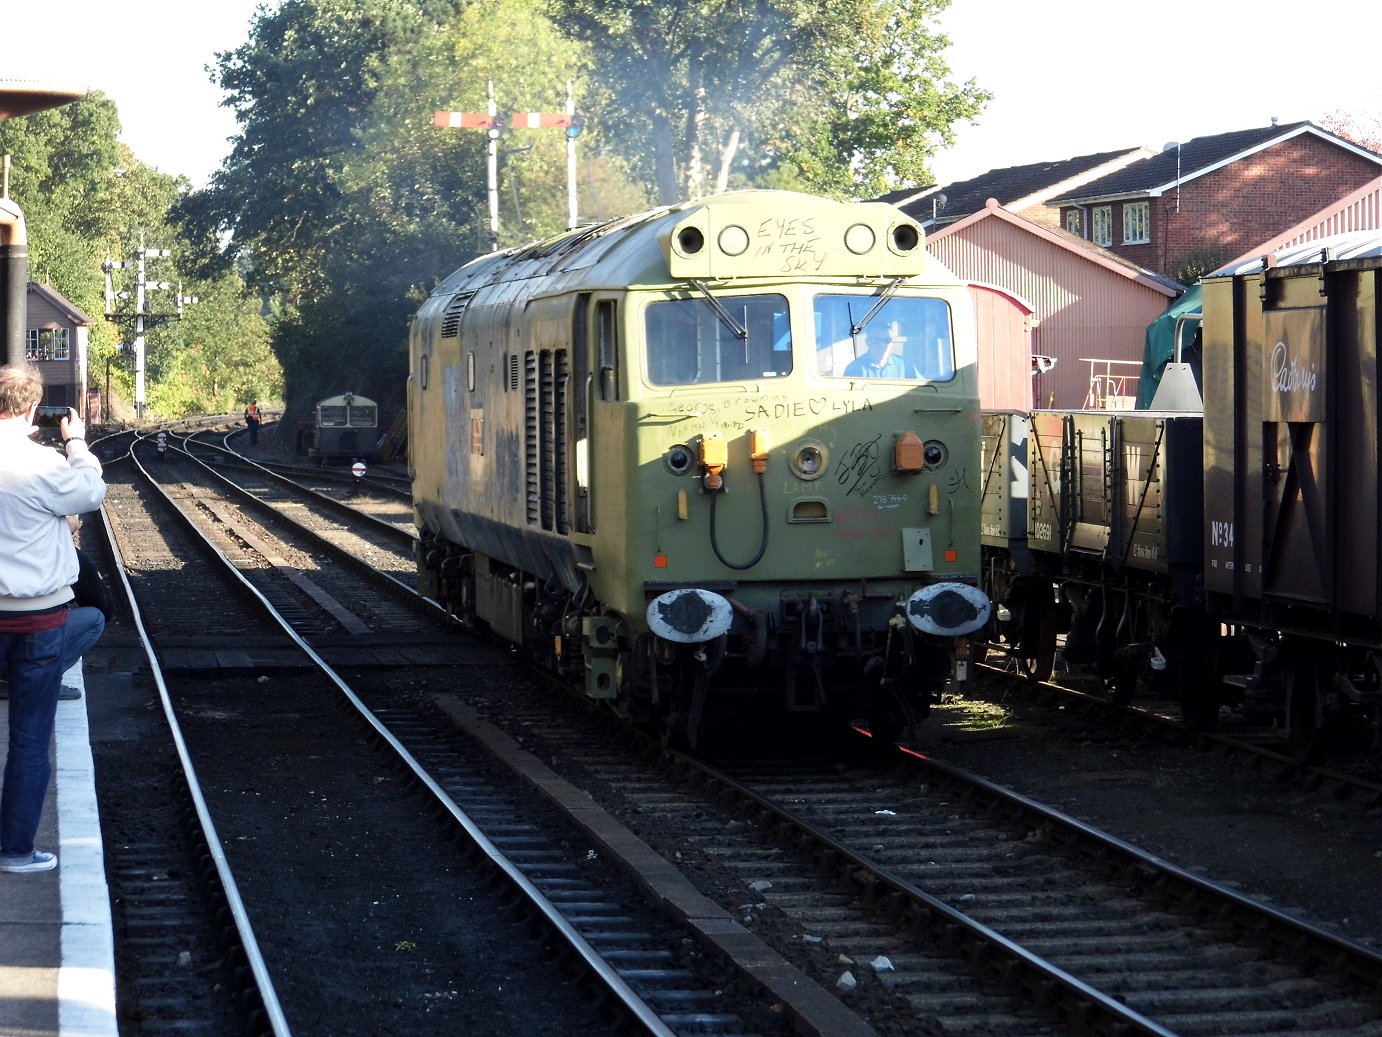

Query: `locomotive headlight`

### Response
(923, 439, 948, 469)
(791, 441, 829, 481)
(665, 443, 696, 475)
(844, 223, 876, 255)
(718, 225, 750, 257)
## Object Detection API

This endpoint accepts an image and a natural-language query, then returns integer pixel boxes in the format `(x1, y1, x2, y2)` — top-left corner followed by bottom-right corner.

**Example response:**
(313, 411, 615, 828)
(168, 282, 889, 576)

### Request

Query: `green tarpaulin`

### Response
(1136, 284, 1202, 408)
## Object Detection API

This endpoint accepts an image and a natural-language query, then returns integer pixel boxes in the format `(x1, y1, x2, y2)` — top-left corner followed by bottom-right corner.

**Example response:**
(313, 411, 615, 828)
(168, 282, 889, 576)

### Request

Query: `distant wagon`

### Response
(311, 392, 378, 463)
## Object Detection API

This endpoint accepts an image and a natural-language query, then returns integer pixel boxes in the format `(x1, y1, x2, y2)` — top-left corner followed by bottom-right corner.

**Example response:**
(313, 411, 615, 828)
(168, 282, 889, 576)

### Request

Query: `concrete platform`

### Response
(0, 661, 118, 1037)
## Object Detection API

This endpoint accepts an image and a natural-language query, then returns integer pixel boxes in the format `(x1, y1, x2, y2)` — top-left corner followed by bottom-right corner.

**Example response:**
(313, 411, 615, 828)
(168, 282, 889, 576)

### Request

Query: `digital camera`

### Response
(35, 405, 71, 429)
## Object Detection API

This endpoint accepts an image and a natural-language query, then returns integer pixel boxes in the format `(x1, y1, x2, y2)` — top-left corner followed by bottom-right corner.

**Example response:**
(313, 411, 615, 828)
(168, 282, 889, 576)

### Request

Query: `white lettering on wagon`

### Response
(1271, 340, 1318, 396)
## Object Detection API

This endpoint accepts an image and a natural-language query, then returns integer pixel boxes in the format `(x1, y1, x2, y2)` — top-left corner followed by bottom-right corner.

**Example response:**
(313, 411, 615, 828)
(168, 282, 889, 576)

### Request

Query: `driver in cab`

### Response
(843, 323, 919, 379)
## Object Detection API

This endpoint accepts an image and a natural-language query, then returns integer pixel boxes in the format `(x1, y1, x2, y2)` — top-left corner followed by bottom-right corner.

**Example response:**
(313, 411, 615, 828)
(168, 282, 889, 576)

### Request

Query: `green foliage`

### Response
(552, 0, 988, 201)
(2, 91, 281, 420)
(1171, 250, 1232, 288)
(13, 0, 986, 428)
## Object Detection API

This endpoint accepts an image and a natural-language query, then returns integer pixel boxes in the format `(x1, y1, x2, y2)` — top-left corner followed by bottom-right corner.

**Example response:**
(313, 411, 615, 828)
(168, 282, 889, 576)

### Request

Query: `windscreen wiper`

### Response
(849, 278, 905, 337)
(689, 279, 748, 340)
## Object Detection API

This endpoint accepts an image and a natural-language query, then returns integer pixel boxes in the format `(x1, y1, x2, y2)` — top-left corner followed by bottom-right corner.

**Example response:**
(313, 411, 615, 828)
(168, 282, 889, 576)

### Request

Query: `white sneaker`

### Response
(0, 850, 57, 873)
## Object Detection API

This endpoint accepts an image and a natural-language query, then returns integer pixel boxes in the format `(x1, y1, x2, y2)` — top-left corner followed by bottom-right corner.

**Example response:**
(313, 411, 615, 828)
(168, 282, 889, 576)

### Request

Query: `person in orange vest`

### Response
(244, 399, 261, 446)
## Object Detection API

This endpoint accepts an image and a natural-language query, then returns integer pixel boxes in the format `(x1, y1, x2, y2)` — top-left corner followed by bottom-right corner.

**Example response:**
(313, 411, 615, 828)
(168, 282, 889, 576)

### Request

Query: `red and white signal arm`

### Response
(351, 461, 366, 478)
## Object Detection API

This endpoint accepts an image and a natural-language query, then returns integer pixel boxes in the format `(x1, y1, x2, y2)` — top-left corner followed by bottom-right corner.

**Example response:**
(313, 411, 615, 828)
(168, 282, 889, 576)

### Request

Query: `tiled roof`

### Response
(1048, 121, 1381, 204)
(889, 148, 1149, 224)
(27, 281, 92, 325)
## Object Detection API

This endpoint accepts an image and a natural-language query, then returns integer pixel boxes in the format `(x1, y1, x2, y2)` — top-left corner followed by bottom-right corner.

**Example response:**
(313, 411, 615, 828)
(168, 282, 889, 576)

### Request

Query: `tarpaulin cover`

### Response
(1136, 284, 1201, 409)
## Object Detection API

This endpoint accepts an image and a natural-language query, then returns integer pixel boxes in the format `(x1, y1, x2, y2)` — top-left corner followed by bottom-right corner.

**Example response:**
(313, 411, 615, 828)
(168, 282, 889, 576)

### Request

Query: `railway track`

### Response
(83, 419, 1382, 1034)
(426, 683, 1382, 1036)
(968, 656, 1382, 810)
(87, 428, 839, 1035)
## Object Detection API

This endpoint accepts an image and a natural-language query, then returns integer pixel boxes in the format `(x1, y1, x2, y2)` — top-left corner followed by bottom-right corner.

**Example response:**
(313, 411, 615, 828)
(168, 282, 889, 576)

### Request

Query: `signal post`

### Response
(434, 81, 586, 251)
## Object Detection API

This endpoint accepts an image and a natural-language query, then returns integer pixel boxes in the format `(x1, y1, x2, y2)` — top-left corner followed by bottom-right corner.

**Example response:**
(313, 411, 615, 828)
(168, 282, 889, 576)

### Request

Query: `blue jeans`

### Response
(0, 622, 67, 858)
(60, 606, 105, 679)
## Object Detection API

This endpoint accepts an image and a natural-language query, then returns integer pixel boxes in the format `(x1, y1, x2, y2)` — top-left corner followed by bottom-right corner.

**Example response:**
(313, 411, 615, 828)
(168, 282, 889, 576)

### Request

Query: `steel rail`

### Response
(102, 451, 293, 1036)
(126, 426, 678, 1037)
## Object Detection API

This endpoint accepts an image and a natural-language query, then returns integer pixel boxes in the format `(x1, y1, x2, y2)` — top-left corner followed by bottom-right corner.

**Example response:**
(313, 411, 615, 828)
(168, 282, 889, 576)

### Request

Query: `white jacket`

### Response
(0, 425, 106, 611)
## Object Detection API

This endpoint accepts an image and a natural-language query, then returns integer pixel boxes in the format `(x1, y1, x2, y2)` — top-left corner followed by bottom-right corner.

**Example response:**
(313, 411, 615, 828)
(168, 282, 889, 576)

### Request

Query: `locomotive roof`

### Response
(316, 392, 377, 407)
(425, 190, 954, 298)
(1216, 228, 1382, 275)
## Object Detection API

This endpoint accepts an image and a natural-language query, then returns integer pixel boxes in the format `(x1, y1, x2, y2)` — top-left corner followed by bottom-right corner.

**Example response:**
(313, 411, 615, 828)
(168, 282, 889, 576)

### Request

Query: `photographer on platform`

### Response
(0, 364, 106, 874)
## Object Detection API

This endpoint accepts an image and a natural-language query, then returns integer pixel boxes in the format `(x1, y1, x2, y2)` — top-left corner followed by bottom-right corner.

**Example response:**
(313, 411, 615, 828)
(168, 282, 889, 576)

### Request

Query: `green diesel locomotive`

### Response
(409, 190, 990, 745)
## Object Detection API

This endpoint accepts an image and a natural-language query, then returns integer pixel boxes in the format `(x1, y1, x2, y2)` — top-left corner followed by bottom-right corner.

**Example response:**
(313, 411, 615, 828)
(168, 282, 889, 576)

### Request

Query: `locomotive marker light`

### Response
(663, 202, 927, 281)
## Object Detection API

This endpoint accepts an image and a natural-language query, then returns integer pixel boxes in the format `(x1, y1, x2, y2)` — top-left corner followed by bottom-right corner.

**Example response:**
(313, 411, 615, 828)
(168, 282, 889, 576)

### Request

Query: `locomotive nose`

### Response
(905, 582, 992, 637)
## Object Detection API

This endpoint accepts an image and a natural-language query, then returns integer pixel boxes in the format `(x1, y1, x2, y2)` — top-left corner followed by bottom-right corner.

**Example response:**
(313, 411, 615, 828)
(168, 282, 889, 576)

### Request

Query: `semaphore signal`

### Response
(433, 111, 584, 133)
(434, 80, 585, 250)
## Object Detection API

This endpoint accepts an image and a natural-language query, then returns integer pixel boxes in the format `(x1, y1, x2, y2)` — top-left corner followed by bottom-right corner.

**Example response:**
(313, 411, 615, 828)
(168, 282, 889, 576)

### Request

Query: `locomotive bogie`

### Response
(410, 191, 992, 744)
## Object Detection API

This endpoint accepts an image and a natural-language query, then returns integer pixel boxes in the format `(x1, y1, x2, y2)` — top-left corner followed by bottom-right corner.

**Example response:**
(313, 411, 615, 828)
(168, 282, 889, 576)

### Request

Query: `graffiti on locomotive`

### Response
(408, 190, 992, 749)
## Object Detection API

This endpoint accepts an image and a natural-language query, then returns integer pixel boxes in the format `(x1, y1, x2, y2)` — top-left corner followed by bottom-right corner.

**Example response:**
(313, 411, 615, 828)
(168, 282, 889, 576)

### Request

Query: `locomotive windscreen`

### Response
(644, 294, 791, 386)
(814, 295, 955, 380)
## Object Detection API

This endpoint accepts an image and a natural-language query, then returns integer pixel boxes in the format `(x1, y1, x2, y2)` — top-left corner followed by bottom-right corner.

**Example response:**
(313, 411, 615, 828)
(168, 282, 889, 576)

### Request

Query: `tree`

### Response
(2, 92, 279, 419)
(552, 0, 988, 202)
(0, 94, 123, 321)
(175, 0, 645, 429)
(173, 0, 472, 421)
(1319, 108, 1382, 154)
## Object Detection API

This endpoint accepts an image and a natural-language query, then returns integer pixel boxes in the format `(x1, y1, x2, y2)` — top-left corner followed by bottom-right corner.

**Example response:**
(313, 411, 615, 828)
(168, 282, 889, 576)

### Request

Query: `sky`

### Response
(5, 0, 1382, 192)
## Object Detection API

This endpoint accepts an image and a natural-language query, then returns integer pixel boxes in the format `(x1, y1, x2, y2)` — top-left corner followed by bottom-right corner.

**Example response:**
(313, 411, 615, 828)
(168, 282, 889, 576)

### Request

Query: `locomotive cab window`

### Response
(644, 294, 791, 386)
(814, 295, 955, 381)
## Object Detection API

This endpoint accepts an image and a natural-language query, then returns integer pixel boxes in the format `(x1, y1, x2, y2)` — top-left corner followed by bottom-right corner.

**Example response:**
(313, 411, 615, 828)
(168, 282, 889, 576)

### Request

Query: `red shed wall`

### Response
(930, 218, 1174, 408)
(967, 283, 1033, 410)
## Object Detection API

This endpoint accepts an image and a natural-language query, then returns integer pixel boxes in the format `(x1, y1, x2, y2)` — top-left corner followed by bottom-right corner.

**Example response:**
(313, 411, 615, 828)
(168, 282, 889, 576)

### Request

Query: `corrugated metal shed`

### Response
(1220, 227, 1382, 274)
(926, 200, 1182, 409)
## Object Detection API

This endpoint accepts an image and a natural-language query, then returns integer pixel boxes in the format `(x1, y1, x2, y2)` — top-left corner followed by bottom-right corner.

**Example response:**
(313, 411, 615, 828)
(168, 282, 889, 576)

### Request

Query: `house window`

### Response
(26, 328, 70, 361)
(1123, 201, 1150, 244)
(1091, 206, 1113, 247)
(1064, 210, 1082, 236)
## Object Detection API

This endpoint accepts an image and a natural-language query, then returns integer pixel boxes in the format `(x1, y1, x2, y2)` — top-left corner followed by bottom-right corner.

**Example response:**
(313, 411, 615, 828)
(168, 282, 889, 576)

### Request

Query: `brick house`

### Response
(25, 281, 95, 417)
(880, 145, 1153, 232)
(1219, 175, 1381, 269)
(1048, 121, 1382, 281)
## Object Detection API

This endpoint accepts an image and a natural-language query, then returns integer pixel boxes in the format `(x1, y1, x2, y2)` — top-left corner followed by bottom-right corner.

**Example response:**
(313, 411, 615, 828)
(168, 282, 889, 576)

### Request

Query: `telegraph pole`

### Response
(103, 237, 197, 421)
